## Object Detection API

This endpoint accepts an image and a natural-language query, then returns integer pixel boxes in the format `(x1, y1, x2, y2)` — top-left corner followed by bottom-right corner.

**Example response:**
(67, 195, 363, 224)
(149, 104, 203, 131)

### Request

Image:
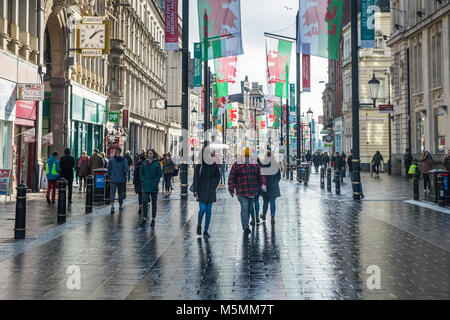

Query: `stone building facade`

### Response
(387, 0, 449, 175)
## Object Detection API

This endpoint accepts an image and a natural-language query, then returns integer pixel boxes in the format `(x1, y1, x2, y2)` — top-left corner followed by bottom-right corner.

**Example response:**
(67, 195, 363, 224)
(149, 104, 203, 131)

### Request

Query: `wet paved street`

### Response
(0, 171, 448, 300)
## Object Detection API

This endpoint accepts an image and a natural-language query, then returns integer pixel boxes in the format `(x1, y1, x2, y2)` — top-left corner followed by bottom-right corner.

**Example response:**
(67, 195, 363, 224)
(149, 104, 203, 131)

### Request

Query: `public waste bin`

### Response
(301, 162, 310, 181)
(93, 168, 107, 202)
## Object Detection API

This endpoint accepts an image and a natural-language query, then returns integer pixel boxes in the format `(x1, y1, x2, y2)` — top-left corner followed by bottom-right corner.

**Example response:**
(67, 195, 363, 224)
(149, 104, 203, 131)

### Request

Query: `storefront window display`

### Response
(435, 112, 446, 154)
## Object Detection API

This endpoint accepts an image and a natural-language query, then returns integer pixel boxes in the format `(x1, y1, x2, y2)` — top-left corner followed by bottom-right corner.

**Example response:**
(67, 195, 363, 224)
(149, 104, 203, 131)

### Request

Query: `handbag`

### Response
(189, 165, 202, 193)
(173, 167, 179, 177)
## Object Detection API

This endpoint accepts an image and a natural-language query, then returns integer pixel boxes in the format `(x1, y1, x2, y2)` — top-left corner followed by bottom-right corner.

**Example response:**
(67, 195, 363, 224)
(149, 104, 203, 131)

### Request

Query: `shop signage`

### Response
(302, 54, 311, 92)
(289, 84, 295, 115)
(321, 130, 332, 135)
(164, 0, 179, 50)
(17, 83, 44, 101)
(324, 134, 334, 143)
(0, 78, 16, 121)
(0, 169, 11, 201)
(194, 43, 202, 88)
(324, 143, 334, 147)
(318, 115, 324, 125)
(42, 132, 53, 146)
(16, 100, 36, 120)
(85, 99, 97, 122)
(109, 112, 119, 122)
(379, 104, 394, 114)
(23, 127, 36, 143)
(361, 0, 375, 48)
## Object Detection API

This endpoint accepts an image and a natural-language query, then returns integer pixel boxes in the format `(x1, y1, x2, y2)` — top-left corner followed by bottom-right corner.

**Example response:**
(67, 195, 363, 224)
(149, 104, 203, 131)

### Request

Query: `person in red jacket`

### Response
(228, 147, 266, 236)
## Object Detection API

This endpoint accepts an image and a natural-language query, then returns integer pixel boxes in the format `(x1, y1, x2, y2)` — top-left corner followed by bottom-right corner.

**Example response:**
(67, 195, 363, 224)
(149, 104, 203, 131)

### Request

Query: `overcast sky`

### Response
(184, 0, 329, 121)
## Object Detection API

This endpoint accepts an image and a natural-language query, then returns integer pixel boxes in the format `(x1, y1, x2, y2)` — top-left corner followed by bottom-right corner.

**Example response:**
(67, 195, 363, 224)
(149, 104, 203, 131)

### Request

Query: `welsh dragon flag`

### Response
(268, 114, 279, 129)
(214, 56, 238, 98)
(213, 93, 228, 116)
(226, 103, 238, 128)
(266, 37, 292, 98)
(266, 95, 282, 118)
(297, 0, 343, 60)
(197, 0, 244, 60)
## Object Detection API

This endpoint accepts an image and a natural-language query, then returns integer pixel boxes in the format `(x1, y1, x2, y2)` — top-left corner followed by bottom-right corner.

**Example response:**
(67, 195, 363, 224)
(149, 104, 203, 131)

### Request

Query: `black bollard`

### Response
(298, 163, 303, 183)
(335, 170, 341, 195)
(320, 167, 325, 189)
(286, 165, 290, 180)
(438, 174, 445, 207)
(14, 184, 27, 239)
(290, 166, 293, 180)
(413, 172, 419, 201)
(327, 167, 332, 192)
(303, 165, 309, 186)
(104, 174, 110, 205)
(57, 178, 67, 223)
(85, 175, 94, 213)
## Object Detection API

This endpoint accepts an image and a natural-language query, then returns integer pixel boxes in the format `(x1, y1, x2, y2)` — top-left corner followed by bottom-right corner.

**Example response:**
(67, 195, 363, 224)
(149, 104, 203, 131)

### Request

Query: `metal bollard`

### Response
(290, 167, 293, 180)
(286, 165, 290, 179)
(438, 174, 445, 207)
(327, 167, 332, 192)
(335, 170, 341, 195)
(320, 167, 325, 189)
(104, 174, 110, 205)
(298, 164, 303, 183)
(57, 178, 67, 223)
(85, 175, 94, 213)
(413, 172, 419, 201)
(303, 166, 309, 186)
(14, 184, 27, 239)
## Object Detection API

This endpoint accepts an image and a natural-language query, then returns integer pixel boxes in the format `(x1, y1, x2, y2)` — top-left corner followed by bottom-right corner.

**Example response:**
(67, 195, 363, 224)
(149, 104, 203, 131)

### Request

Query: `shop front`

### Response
(0, 78, 16, 184)
(70, 85, 106, 161)
(334, 117, 343, 154)
(15, 100, 37, 187)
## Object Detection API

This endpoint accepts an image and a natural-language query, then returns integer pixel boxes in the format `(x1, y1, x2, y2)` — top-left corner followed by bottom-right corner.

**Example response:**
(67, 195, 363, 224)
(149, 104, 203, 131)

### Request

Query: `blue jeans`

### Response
(237, 196, 253, 230)
(250, 195, 260, 218)
(262, 197, 276, 218)
(110, 183, 125, 207)
(198, 202, 213, 231)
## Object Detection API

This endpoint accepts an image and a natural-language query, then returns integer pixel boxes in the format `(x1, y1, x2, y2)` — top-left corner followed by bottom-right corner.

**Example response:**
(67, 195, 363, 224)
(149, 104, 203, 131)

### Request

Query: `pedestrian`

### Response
(313, 152, 320, 173)
(192, 147, 221, 238)
(332, 152, 343, 182)
(348, 149, 365, 199)
(220, 160, 226, 185)
(125, 150, 134, 182)
(140, 149, 162, 227)
(162, 152, 175, 197)
(420, 151, 433, 194)
(228, 147, 266, 236)
(89, 149, 105, 174)
(101, 152, 108, 168)
(322, 152, 330, 168)
(107, 148, 128, 214)
(260, 151, 281, 224)
(133, 153, 145, 214)
(45, 152, 60, 204)
(250, 157, 262, 225)
(76, 151, 90, 192)
(371, 151, 383, 178)
(444, 150, 450, 172)
(305, 150, 312, 163)
(59, 148, 75, 204)
(341, 152, 347, 180)
(403, 148, 413, 178)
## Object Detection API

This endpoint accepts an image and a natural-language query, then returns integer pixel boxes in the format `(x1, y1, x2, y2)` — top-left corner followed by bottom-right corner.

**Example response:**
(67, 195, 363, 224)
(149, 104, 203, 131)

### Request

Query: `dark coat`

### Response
(140, 159, 162, 193)
(133, 160, 143, 194)
(192, 163, 221, 204)
(444, 155, 450, 172)
(347, 155, 354, 172)
(372, 153, 384, 166)
(59, 155, 75, 180)
(261, 163, 281, 199)
(313, 154, 320, 166)
(89, 153, 105, 174)
(77, 156, 90, 177)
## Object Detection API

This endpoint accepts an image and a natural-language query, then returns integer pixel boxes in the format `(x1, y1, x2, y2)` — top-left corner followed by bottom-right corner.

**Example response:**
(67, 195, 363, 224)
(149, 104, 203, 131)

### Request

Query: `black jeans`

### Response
(423, 173, 431, 190)
(405, 161, 411, 178)
(164, 173, 172, 192)
(142, 192, 158, 219)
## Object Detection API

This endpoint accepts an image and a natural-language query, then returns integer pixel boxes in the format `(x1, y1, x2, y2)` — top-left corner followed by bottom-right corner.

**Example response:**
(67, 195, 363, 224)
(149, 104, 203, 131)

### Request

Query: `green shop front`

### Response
(70, 85, 106, 161)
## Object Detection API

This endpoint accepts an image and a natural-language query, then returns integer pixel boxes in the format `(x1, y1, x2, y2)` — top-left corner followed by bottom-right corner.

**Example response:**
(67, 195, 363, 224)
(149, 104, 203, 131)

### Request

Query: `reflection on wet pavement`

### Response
(0, 173, 448, 300)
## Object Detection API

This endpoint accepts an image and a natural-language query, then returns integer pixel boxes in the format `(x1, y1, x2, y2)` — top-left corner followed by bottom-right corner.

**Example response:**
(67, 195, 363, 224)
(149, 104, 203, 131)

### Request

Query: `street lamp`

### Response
(368, 73, 381, 108)
(306, 108, 313, 154)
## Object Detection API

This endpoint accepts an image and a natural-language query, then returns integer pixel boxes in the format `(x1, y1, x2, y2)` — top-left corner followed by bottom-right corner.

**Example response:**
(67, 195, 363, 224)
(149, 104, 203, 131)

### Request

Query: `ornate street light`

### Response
(368, 73, 381, 108)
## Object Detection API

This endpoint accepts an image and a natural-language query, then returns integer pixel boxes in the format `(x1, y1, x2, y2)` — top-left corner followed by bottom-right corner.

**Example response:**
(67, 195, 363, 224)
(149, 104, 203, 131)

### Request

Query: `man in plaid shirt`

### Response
(228, 148, 266, 235)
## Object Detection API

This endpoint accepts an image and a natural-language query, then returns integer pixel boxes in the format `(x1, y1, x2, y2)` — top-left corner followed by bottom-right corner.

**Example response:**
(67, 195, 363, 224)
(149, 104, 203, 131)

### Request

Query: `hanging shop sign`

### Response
(0, 78, 16, 121)
(23, 127, 36, 143)
(16, 83, 44, 101)
(42, 132, 53, 146)
(324, 134, 334, 143)
(109, 112, 119, 122)
(361, 0, 375, 48)
(164, 0, 179, 50)
(193, 43, 202, 88)
(77, 16, 111, 57)
(379, 104, 394, 114)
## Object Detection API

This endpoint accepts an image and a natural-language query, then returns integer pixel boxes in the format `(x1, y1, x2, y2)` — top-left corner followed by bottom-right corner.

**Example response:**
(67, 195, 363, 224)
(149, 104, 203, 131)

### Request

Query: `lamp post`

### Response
(306, 108, 313, 154)
(368, 73, 381, 109)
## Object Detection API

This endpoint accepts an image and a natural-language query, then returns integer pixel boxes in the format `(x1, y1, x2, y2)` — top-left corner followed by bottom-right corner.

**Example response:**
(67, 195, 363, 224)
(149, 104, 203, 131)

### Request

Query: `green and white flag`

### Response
(197, 0, 244, 61)
(214, 55, 238, 98)
(266, 36, 292, 98)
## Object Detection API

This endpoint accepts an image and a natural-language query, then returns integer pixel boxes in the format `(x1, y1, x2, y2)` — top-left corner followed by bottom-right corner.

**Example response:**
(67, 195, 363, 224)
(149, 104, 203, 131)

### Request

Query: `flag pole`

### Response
(180, 0, 189, 199)
(296, 11, 302, 183)
(286, 65, 290, 179)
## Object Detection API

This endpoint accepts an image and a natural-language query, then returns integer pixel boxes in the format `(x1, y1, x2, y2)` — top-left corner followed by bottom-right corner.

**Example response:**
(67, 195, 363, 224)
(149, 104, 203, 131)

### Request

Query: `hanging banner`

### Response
(23, 127, 36, 143)
(302, 54, 311, 92)
(289, 83, 296, 115)
(297, 0, 344, 60)
(214, 55, 238, 98)
(213, 93, 228, 117)
(197, 0, 244, 60)
(266, 36, 292, 98)
(193, 43, 203, 88)
(268, 114, 279, 129)
(361, 0, 375, 48)
(226, 103, 238, 128)
(164, 0, 179, 50)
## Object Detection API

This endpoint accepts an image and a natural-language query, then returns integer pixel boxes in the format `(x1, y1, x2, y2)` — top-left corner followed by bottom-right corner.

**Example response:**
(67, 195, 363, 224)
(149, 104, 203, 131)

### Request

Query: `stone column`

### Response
(9, 0, 21, 55)
(442, 15, 450, 151)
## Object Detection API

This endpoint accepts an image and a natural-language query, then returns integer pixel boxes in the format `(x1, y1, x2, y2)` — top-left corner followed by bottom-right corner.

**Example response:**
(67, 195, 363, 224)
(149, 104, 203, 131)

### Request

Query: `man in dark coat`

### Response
(133, 154, 145, 214)
(59, 148, 75, 204)
(125, 151, 134, 182)
(403, 148, 413, 178)
(89, 149, 105, 174)
(192, 149, 221, 238)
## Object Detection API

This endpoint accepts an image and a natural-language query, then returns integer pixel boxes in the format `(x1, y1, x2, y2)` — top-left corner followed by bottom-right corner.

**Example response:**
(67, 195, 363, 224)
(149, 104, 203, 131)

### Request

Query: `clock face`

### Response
(80, 24, 105, 49)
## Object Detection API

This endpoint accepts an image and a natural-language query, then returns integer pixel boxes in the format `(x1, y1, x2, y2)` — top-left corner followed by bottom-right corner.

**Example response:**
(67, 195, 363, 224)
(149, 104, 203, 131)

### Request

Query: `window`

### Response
(435, 112, 446, 154)
(430, 29, 442, 88)
(416, 112, 425, 154)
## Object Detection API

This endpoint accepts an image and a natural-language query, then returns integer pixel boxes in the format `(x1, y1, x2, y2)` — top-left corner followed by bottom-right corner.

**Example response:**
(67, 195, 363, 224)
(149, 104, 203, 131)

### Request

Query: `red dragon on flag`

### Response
(216, 56, 237, 83)
(203, 0, 238, 38)
(260, 119, 266, 130)
(267, 50, 288, 84)
(228, 107, 237, 122)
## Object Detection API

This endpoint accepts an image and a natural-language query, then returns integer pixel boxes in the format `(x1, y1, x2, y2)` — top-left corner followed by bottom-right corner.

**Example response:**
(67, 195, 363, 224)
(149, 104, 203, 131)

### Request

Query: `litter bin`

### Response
(93, 168, 107, 202)
(301, 162, 310, 182)
(443, 171, 450, 205)
(430, 170, 446, 203)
